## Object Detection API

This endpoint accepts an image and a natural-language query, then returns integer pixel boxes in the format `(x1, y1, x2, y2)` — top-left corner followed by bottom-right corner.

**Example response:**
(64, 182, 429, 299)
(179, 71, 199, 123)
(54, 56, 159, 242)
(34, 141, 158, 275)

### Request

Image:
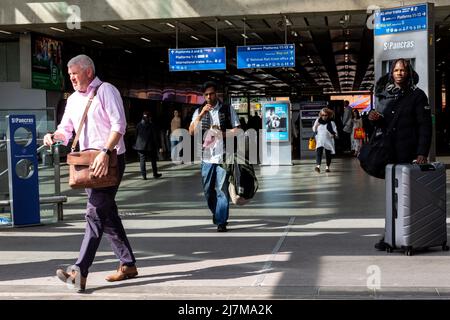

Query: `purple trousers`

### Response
(75, 154, 136, 277)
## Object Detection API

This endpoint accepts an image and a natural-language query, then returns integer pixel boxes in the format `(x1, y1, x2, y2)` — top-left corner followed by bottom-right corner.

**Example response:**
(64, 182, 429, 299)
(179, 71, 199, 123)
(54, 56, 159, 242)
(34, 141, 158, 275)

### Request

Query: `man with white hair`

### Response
(43, 54, 138, 292)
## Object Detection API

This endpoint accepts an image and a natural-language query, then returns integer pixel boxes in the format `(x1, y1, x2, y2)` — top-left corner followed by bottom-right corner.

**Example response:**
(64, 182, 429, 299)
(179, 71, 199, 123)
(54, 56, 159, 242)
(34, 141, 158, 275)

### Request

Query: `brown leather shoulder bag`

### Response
(66, 84, 119, 189)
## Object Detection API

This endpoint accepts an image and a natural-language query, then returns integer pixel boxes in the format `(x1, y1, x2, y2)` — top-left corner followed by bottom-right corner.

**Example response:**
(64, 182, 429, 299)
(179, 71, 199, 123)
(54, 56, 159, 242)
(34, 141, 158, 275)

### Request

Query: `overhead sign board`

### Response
(168, 47, 226, 71)
(237, 44, 295, 69)
(374, 3, 427, 36)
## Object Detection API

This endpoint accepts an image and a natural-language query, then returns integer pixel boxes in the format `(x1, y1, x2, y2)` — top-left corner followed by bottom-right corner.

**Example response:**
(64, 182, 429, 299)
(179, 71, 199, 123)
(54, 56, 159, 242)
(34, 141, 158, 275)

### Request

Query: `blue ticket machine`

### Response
(6, 115, 40, 227)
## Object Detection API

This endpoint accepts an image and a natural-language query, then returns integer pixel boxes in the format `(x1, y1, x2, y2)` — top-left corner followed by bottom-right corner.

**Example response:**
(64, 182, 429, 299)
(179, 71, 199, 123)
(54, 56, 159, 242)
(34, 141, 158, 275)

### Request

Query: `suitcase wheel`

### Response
(386, 247, 393, 253)
(442, 245, 449, 252)
(405, 249, 413, 256)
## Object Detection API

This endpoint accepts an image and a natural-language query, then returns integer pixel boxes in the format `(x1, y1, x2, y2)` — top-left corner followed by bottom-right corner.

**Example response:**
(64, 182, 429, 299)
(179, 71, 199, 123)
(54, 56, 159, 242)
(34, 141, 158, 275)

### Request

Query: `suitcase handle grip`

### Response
(412, 161, 436, 171)
(418, 164, 436, 171)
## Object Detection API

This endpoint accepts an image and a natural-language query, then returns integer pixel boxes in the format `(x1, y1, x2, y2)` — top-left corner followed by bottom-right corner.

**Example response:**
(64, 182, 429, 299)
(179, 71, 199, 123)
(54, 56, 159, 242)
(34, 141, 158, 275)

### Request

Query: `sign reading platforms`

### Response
(168, 47, 226, 71)
(237, 44, 295, 69)
(374, 4, 427, 36)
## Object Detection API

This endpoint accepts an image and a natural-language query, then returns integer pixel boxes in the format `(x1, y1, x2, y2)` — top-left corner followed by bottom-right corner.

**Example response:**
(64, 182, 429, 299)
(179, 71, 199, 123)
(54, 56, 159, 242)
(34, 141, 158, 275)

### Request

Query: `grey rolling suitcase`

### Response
(385, 162, 448, 256)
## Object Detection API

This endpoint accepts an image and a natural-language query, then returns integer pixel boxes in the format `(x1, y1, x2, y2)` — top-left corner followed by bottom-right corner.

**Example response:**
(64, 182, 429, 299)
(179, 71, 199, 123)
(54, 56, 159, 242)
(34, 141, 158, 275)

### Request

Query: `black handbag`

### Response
(357, 106, 402, 179)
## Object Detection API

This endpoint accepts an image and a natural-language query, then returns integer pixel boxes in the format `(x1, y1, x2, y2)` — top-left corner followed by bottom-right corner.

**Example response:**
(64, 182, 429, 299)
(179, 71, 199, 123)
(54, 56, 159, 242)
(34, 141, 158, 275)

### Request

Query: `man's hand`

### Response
(92, 151, 110, 177)
(368, 110, 381, 121)
(415, 155, 427, 164)
(201, 104, 214, 115)
(43, 132, 65, 146)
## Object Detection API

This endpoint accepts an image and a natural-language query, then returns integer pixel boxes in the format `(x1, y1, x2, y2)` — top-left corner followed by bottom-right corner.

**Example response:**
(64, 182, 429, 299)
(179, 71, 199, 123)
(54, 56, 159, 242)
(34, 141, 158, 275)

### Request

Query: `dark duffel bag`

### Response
(358, 130, 393, 179)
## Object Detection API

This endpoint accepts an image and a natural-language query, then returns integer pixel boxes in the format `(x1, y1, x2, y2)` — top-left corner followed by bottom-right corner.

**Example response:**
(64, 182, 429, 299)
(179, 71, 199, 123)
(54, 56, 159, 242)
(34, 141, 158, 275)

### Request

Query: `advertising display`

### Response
(262, 102, 290, 142)
(32, 35, 64, 91)
(168, 47, 226, 71)
(237, 44, 295, 69)
(330, 95, 372, 112)
(374, 3, 435, 159)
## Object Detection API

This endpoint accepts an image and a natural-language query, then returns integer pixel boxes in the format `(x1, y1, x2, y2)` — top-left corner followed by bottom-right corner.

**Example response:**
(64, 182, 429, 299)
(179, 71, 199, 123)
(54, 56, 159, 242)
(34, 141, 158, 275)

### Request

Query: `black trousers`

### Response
(316, 147, 332, 166)
(137, 150, 158, 178)
(76, 154, 136, 277)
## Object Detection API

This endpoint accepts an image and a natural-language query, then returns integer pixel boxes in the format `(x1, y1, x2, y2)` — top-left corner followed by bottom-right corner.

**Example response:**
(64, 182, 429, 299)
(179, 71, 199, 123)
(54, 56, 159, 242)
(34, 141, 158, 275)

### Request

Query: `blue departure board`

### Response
(237, 44, 295, 69)
(374, 4, 427, 36)
(168, 47, 226, 71)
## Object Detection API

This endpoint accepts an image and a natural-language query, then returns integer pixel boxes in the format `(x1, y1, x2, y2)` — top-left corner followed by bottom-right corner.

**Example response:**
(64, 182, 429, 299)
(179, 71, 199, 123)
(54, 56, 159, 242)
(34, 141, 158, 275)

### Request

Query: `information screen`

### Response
(168, 47, 226, 71)
(237, 44, 295, 69)
(374, 4, 427, 36)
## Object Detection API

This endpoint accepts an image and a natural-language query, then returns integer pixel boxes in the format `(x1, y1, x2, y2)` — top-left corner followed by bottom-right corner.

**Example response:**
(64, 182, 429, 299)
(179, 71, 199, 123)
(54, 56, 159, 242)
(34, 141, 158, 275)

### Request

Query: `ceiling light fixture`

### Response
(285, 17, 293, 26)
(50, 27, 65, 33)
(124, 49, 132, 54)
(0, 30, 12, 35)
(241, 34, 249, 39)
(190, 35, 199, 40)
(91, 39, 104, 44)
(140, 37, 151, 43)
(166, 22, 176, 28)
(106, 24, 120, 30)
(224, 19, 234, 26)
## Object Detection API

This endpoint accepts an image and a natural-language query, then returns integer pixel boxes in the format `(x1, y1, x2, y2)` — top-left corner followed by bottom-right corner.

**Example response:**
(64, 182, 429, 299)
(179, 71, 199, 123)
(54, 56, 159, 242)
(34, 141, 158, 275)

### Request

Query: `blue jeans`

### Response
(201, 162, 229, 226)
(170, 137, 183, 161)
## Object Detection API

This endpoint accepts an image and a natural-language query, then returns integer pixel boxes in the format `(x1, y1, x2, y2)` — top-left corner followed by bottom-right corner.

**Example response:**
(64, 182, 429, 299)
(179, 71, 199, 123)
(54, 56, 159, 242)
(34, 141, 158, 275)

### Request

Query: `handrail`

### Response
(0, 195, 67, 222)
(1, 143, 66, 221)
(0, 195, 67, 206)
(36, 144, 49, 153)
(0, 142, 50, 178)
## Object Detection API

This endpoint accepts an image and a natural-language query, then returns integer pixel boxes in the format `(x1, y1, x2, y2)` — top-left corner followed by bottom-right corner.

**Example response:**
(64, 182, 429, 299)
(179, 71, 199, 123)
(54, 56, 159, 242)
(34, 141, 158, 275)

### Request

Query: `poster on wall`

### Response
(262, 101, 290, 142)
(31, 35, 64, 91)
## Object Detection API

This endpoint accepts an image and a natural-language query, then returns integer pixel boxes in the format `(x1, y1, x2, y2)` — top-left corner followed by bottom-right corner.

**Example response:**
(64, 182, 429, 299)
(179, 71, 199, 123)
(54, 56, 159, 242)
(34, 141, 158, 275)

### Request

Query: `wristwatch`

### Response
(101, 148, 112, 156)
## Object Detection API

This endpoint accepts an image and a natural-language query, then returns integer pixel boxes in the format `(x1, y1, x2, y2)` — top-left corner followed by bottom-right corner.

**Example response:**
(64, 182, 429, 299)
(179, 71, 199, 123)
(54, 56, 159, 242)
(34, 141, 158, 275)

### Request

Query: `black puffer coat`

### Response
(373, 71, 432, 163)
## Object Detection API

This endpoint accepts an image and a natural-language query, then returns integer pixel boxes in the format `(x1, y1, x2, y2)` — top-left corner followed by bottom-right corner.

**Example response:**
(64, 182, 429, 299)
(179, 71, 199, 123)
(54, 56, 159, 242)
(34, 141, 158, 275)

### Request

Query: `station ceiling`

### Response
(1, 8, 450, 96)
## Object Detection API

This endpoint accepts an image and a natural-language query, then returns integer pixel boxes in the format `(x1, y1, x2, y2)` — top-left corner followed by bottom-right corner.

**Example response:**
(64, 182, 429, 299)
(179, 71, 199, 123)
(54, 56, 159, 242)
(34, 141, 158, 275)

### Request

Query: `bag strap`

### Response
(71, 83, 103, 152)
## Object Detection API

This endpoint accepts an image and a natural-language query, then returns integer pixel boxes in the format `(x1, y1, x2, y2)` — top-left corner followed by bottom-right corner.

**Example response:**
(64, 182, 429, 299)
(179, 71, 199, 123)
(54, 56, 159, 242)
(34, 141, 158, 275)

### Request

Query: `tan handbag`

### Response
(66, 84, 119, 189)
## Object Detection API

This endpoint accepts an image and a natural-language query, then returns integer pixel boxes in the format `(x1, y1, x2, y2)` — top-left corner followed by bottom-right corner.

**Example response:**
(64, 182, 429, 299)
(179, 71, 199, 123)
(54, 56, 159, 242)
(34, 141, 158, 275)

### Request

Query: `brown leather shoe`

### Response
(56, 268, 86, 292)
(105, 265, 138, 282)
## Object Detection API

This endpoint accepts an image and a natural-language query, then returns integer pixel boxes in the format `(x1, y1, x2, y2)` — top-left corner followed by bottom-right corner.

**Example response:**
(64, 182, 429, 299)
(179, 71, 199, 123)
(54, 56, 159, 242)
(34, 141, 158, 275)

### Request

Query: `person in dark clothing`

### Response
(368, 58, 432, 250)
(361, 111, 374, 144)
(134, 111, 162, 179)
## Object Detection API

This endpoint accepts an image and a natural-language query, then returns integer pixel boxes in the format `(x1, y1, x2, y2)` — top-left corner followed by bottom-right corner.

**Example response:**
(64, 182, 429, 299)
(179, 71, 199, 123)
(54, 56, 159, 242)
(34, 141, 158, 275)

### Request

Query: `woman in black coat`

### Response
(368, 58, 432, 250)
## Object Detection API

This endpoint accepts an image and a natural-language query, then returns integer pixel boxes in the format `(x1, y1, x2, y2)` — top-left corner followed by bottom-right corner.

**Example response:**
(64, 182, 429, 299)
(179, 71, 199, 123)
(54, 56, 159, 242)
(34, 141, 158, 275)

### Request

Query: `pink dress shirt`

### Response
(56, 77, 127, 155)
